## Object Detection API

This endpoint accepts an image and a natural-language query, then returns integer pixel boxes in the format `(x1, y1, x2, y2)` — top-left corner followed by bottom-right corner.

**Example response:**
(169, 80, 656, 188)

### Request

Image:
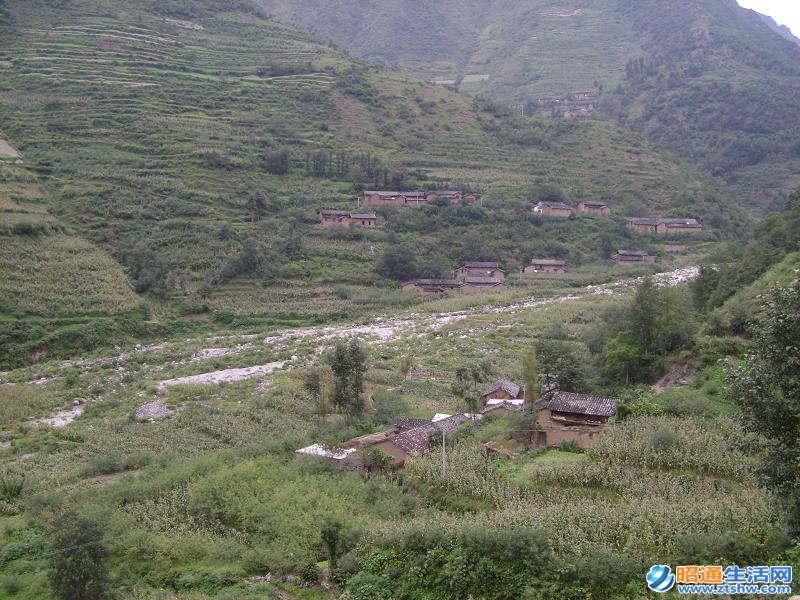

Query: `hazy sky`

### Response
(737, 0, 800, 36)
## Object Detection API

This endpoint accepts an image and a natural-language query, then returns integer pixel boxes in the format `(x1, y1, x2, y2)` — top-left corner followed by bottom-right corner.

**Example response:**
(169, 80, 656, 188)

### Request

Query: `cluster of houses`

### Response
(363, 190, 478, 207)
(532, 200, 611, 217)
(296, 379, 618, 472)
(403, 261, 506, 295)
(319, 209, 384, 229)
(530, 90, 601, 118)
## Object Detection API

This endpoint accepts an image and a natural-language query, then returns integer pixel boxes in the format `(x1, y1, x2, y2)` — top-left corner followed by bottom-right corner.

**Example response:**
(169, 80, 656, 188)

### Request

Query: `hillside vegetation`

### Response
(259, 0, 800, 212)
(0, 0, 724, 367)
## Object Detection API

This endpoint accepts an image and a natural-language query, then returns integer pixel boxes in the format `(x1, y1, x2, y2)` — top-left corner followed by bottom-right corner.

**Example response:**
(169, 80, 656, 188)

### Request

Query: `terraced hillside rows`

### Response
(0, 0, 726, 367)
(258, 0, 800, 212)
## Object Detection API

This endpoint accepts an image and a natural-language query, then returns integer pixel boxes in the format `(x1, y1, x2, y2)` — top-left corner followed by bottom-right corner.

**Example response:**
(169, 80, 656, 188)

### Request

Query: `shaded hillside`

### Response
(756, 12, 800, 46)
(259, 0, 800, 211)
(0, 0, 725, 365)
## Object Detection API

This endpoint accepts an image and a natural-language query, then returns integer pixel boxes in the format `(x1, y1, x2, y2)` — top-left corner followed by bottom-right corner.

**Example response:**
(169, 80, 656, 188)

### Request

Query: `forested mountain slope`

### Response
(259, 0, 800, 211)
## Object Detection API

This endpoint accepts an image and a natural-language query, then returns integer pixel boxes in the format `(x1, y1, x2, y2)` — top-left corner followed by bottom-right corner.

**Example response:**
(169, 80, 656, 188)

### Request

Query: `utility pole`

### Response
(441, 429, 446, 477)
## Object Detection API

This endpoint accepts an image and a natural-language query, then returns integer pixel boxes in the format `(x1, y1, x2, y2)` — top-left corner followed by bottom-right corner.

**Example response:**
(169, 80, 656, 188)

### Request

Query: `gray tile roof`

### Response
(482, 379, 522, 399)
(549, 391, 617, 418)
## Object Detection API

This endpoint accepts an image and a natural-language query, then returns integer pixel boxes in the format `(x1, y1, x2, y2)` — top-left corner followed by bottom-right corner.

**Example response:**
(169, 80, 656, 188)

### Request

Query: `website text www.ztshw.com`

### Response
(646, 564, 792, 595)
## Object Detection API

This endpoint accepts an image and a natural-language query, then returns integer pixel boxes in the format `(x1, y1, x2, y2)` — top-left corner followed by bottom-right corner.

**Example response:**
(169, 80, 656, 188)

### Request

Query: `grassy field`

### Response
(0, 267, 792, 598)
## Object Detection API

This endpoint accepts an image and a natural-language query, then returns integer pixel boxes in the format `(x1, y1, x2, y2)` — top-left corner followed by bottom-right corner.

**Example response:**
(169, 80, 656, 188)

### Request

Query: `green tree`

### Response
(321, 520, 344, 569)
(521, 349, 539, 410)
(49, 513, 109, 600)
(304, 368, 325, 417)
(329, 339, 367, 417)
(725, 280, 800, 531)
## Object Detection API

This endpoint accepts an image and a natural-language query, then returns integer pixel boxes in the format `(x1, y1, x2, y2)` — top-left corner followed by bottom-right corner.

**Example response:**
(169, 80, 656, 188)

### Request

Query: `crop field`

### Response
(0, 265, 789, 598)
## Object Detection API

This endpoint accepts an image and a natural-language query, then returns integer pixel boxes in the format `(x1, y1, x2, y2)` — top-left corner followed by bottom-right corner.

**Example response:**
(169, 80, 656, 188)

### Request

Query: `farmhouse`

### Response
(577, 201, 611, 215)
(564, 104, 594, 118)
(613, 250, 655, 265)
(350, 413, 474, 471)
(402, 278, 463, 295)
(532, 201, 576, 217)
(319, 209, 383, 228)
(426, 190, 478, 205)
(363, 191, 427, 207)
(456, 261, 506, 282)
(482, 380, 525, 405)
(626, 217, 703, 234)
(462, 277, 504, 292)
(568, 90, 599, 101)
(525, 259, 566, 275)
(532, 391, 617, 450)
(364, 190, 478, 207)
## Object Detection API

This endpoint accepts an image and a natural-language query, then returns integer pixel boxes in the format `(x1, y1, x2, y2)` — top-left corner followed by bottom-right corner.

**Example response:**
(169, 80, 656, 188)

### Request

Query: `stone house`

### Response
(532, 391, 617, 450)
(349, 213, 382, 227)
(525, 259, 566, 275)
(532, 201, 576, 217)
(577, 201, 611, 215)
(613, 250, 655, 265)
(456, 262, 506, 282)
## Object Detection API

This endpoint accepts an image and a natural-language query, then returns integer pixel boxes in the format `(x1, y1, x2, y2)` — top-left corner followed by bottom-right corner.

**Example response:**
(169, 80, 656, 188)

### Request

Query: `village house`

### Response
(481, 380, 525, 405)
(626, 217, 703, 234)
(364, 190, 478, 208)
(525, 259, 566, 275)
(613, 250, 655, 265)
(405, 261, 506, 295)
(456, 261, 506, 282)
(577, 201, 611, 215)
(344, 413, 475, 471)
(482, 400, 525, 417)
(532, 201, 576, 217)
(402, 278, 464, 295)
(319, 209, 383, 228)
(461, 277, 504, 292)
(363, 191, 427, 207)
(532, 391, 617, 450)
(425, 190, 478, 205)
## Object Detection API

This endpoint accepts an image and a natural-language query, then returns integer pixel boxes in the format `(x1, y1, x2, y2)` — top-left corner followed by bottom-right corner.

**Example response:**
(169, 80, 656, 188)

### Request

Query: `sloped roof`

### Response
(390, 425, 436, 456)
(350, 213, 378, 219)
(530, 258, 566, 266)
(405, 278, 463, 287)
(549, 391, 617, 418)
(320, 209, 351, 216)
(534, 201, 575, 211)
(615, 250, 652, 257)
(482, 379, 522, 399)
(482, 399, 524, 414)
(580, 201, 609, 208)
(463, 261, 503, 269)
(395, 417, 433, 432)
(463, 277, 503, 285)
(432, 413, 472, 435)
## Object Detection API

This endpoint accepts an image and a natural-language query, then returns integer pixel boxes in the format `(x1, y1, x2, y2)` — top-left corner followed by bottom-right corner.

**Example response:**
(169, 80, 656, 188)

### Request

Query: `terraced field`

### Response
(0, 0, 727, 367)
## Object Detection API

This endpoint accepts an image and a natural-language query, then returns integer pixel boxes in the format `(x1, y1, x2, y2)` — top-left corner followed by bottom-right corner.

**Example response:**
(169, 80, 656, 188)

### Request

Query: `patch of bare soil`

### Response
(0, 139, 20, 158)
(134, 398, 181, 421)
(32, 404, 84, 428)
(156, 361, 286, 390)
(653, 358, 697, 393)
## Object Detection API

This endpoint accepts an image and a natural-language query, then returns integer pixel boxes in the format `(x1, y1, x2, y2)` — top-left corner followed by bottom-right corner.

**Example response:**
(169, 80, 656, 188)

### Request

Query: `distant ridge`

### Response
(756, 12, 800, 46)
